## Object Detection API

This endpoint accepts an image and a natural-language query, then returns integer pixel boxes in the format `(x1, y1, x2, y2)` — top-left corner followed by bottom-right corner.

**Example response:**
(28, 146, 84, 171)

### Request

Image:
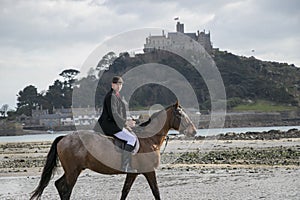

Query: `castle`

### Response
(144, 21, 213, 53)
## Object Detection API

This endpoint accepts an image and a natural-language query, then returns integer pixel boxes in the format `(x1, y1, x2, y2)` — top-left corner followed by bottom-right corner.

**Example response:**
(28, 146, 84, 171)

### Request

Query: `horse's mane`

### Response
(138, 105, 174, 127)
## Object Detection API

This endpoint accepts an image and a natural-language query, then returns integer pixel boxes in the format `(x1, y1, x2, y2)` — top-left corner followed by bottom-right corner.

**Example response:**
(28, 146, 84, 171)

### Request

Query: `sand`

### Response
(0, 138, 299, 200)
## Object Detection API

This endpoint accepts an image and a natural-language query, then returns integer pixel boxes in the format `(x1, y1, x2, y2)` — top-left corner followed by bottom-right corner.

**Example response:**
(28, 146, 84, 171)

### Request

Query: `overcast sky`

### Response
(0, 0, 299, 110)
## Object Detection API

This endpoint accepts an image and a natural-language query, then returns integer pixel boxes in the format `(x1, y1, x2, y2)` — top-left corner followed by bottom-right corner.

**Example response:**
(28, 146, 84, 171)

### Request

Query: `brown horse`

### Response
(30, 101, 197, 200)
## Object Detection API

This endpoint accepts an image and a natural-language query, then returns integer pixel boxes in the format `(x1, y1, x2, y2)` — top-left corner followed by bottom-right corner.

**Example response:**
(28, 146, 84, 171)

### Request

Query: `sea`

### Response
(0, 126, 300, 143)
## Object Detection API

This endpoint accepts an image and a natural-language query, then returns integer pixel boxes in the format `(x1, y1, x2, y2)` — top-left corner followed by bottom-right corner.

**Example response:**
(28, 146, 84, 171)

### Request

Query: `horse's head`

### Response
(169, 101, 197, 137)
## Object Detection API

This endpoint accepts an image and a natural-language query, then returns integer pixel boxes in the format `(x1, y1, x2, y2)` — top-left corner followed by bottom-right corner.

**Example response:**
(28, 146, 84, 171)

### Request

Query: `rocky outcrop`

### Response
(194, 128, 300, 140)
(172, 146, 300, 166)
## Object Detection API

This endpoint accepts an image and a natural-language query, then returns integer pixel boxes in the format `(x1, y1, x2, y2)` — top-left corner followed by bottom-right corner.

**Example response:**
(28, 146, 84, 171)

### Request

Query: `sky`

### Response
(0, 0, 299, 110)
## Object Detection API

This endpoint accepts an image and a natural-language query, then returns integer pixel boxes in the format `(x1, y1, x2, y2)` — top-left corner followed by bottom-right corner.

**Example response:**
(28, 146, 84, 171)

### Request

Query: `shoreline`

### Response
(1, 121, 300, 137)
(1, 125, 300, 140)
(1, 136, 299, 176)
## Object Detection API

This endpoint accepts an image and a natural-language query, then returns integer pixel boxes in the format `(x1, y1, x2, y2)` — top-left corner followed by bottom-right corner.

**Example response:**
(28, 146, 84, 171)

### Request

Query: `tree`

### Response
(7, 110, 17, 120)
(16, 85, 39, 116)
(36, 91, 53, 113)
(0, 104, 9, 117)
(59, 69, 80, 88)
(45, 80, 68, 109)
(72, 76, 99, 107)
(96, 51, 117, 71)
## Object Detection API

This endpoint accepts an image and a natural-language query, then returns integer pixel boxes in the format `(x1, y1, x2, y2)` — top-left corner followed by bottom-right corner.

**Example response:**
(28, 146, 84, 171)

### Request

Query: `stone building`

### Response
(144, 21, 213, 54)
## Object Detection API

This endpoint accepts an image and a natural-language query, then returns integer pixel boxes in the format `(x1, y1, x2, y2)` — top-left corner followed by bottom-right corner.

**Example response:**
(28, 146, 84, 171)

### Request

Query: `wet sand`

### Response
(0, 138, 299, 199)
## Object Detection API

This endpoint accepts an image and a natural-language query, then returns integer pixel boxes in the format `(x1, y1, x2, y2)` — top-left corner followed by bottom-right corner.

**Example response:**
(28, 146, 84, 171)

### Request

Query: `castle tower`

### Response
(176, 22, 184, 33)
(197, 30, 213, 53)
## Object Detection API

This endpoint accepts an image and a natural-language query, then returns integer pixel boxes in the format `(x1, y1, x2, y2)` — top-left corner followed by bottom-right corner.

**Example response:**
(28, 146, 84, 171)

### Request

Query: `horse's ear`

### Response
(174, 100, 179, 108)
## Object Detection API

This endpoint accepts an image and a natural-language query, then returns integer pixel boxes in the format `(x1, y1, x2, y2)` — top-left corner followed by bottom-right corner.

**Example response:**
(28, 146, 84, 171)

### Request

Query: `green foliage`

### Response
(45, 80, 72, 109)
(72, 76, 99, 107)
(16, 69, 79, 116)
(59, 69, 80, 88)
(214, 50, 299, 108)
(96, 51, 117, 72)
(87, 50, 299, 110)
(16, 85, 39, 116)
(129, 84, 177, 108)
(233, 100, 297, 112)
(227, 97, 243, 109)
(15, 50, 300, 114)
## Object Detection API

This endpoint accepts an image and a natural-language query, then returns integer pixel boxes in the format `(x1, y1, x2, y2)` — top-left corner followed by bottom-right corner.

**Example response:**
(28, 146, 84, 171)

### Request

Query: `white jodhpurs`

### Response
(114, 128, 137, 146)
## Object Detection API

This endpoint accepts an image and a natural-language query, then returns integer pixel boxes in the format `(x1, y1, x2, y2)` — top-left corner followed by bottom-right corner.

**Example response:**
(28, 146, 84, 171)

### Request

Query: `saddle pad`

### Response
(113, 136, 140, 155)
(95, 131, 140, 155)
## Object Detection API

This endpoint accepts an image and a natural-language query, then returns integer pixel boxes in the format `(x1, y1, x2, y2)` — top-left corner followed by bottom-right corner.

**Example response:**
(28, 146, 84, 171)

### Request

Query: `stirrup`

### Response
(122, 165, 137, 173)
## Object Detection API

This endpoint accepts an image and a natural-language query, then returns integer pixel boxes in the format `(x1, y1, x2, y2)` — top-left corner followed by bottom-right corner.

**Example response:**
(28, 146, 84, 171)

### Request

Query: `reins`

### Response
(160, 135, 169, 155)
(160, 106, 178, 155)
(160, 107, 176, 155)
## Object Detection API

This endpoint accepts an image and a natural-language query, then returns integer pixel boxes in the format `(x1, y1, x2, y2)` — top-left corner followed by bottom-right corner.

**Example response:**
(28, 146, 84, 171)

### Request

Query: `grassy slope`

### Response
(233, 100, 298, 112)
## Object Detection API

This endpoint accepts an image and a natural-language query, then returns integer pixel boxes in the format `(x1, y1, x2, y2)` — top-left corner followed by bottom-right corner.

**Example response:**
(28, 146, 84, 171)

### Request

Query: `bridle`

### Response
(170, 106, 179, 129)
(171, 106, 191, 131)
(161, 106, 189, 155)
(160, 107, 176, 155)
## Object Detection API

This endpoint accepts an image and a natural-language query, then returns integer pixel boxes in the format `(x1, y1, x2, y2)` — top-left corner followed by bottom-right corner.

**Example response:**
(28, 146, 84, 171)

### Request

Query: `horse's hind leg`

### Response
(55, 174, 69, 199)
(55, 170, 81, 200)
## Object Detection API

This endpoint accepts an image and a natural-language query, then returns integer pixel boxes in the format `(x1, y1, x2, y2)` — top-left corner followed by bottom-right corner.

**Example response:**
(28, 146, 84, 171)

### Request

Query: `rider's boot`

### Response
(121, 144, 137, 173)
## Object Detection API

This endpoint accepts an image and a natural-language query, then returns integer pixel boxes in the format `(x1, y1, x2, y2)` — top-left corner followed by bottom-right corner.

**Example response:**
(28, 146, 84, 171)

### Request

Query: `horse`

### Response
(30, 101, 197, 200)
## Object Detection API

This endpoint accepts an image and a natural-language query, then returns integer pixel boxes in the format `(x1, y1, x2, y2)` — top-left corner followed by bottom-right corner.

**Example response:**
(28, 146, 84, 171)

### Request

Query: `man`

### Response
(94, 76, 137, 172)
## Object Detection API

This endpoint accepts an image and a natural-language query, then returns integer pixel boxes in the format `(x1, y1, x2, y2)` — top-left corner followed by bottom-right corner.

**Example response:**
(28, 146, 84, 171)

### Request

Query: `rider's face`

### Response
(112, 82, 123, 92)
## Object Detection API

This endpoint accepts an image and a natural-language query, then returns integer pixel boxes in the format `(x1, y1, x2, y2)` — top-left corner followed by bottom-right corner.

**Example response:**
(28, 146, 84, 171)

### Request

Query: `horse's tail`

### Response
(30, 135, 65, 200)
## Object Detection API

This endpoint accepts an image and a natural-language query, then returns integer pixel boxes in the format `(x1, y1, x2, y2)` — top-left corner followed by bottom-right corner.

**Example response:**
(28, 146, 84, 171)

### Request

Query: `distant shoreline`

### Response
(1, 109, 300, 136)
(0, 126, 299, 144)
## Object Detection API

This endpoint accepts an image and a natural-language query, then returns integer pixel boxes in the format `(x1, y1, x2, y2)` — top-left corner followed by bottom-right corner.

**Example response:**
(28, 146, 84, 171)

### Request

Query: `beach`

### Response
(0, 132, 299, 200)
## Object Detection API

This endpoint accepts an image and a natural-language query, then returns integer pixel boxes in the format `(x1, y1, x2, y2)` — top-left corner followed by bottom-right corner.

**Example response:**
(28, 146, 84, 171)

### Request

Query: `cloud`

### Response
(206, 0, 300, 64)
(0, 0, 299, 108)
(0, 0, 140, 49)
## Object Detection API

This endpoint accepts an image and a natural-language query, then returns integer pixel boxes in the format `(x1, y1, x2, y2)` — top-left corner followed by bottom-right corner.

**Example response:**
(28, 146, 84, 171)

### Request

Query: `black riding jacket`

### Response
(94, 88, 126, 136)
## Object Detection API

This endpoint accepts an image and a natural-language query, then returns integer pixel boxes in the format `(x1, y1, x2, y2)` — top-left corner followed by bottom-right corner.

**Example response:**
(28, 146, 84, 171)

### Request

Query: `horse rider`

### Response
(94, 76, 137, 173)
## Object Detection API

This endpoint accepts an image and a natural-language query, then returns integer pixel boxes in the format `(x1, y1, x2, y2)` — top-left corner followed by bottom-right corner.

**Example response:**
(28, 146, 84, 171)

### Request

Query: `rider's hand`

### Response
(126, 119, 136, 127)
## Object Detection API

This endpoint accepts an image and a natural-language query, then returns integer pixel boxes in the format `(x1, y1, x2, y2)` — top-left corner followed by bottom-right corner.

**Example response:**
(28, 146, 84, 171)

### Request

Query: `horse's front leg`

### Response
(120, 173, 138, 200)
(143, 171, 161, 200)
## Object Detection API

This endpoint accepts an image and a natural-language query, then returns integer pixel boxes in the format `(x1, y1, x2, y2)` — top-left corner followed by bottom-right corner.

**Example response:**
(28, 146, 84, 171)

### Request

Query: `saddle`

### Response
(94, 131, 126, 153)
(112, 136, 127, 153)
(95, 130, 139, 154)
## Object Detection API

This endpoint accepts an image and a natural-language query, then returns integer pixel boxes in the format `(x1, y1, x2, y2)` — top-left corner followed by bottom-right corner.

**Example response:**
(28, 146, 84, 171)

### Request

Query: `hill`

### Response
(74, 49, 300, 111)
(214, 50, 300, 109)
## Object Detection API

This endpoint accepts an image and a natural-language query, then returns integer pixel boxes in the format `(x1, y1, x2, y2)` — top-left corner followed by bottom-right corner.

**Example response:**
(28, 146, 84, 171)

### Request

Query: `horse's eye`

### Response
(177, 110, 182, 116)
